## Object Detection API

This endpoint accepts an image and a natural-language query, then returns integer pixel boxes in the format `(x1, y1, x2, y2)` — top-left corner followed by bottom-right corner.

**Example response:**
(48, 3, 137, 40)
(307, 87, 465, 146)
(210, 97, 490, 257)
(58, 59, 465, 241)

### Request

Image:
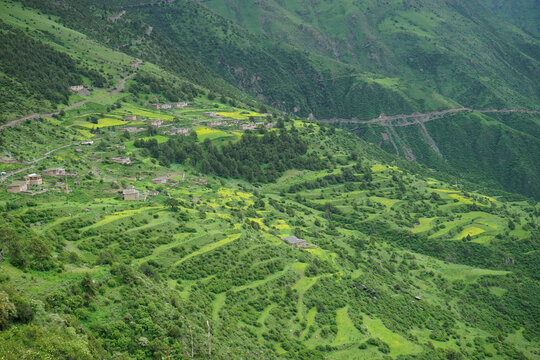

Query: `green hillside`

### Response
(0, 2, 538, 359)
(479, 0, 540, 36)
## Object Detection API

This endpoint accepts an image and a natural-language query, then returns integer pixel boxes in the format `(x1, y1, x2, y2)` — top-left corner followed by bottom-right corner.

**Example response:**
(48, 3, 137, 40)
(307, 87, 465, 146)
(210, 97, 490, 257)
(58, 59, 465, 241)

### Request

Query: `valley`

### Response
(0, 0, 538, 359)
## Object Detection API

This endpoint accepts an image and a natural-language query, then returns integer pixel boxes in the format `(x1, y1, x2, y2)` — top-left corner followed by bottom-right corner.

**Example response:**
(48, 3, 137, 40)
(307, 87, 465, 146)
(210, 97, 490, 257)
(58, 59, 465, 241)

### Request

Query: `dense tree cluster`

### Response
(0, 20, 106, 114)
(135, 128, 326, 182)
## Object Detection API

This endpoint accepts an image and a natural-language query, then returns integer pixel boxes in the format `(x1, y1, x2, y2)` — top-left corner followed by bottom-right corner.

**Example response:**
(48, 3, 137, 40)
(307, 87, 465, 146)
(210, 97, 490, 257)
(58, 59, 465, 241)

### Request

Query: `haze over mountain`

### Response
(0, 0, 538, 359)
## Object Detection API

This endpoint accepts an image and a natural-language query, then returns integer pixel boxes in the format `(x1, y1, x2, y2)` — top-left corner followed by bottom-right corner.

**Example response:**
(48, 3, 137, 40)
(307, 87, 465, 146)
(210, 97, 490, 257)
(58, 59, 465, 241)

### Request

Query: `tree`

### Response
(165, 198, 180, 212)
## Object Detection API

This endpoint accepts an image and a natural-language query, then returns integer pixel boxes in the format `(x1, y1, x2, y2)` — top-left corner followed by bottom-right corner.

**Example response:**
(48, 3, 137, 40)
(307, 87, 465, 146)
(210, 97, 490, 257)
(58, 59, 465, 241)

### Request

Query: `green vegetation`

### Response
(0, 1, 538, 359)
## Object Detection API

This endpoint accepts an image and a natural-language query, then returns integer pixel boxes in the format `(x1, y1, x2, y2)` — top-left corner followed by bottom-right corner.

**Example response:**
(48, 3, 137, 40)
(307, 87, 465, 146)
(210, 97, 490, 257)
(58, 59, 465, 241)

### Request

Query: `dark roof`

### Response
(281, 235, 306, 245)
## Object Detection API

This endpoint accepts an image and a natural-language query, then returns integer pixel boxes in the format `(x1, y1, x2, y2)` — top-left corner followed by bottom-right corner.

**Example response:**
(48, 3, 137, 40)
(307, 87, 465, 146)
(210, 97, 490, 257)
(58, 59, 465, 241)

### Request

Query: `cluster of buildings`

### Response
(6, 167, 75, 194)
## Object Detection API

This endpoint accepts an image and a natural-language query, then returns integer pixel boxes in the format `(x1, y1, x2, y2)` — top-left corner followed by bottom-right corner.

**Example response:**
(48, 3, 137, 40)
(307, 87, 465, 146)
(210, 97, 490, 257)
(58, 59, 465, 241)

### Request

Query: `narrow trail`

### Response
(319, 108, 540, 126)
(0, 142, 82, 182)
(117, 26, 153, 49)
(0, 59, 142, 132)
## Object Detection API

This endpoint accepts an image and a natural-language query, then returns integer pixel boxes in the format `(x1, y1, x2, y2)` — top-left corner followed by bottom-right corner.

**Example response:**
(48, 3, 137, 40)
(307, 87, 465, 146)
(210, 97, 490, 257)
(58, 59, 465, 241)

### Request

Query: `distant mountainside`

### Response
(479, 0, 540, 37)
(202, 0, 540, 111)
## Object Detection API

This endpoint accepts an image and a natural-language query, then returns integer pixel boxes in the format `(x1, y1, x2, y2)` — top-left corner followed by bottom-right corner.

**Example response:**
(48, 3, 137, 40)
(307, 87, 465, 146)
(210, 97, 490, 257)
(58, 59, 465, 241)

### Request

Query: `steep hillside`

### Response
(337, 111, 540, 199)
(1, 101, 539, 359)
(203, 0, 540, 110)
(479, 0, 540, 36)
(0, 4, 539, 359)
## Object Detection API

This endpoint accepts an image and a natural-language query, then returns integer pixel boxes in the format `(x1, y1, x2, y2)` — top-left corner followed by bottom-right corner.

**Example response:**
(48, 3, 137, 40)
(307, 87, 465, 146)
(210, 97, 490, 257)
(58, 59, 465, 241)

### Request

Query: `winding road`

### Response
(318, 108, 540, 126)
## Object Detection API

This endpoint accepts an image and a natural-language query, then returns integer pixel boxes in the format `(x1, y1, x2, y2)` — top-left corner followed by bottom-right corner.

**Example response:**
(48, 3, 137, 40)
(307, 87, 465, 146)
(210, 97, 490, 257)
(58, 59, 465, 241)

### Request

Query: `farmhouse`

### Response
(123, 115, 137, 121)
(148, 119, 164, 127)
(121, 127, 146, 133)
(239, 123, 258, 131)
(172, 102, 189, 108)
(110, 156, 132, 165)
(81, 140, 94, 145)
(203, 111, 218, 117)
(24, 173, 42, 186)
(69, 85, 84, 92)
(164, 127, 191, 136)
(265, 122, 277, 129)
(208, 120, 226, 127)
(43, 167, 66, 177)
(281, 235, 308, 248)
(7, 181, 28, 193)
(123, 188, 140, 201)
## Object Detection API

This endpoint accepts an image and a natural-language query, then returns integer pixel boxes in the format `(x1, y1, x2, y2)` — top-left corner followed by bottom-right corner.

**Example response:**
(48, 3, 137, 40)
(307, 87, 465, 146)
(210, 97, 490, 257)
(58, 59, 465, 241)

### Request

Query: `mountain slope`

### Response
(479, 0, 540, 37)
(0, 3, 539, 359)
(203, 0, 540, 110)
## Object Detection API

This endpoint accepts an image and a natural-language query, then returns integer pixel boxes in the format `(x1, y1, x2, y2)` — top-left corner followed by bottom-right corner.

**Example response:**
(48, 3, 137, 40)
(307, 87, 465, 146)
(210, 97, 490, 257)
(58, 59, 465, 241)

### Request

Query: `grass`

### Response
(77, 118, 127, 129)
(332, 306, 362, 346)
(173, 233, 241, 266)
(362, 314, 423, 357)
(412, 217, 435, 233)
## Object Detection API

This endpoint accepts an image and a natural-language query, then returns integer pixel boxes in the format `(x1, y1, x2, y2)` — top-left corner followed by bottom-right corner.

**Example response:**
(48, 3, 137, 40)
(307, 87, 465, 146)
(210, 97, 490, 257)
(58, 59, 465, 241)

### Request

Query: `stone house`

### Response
(149, 119, 164, 127)
(110, 156, 132, 165)
(123, 188, 140, 201)
(43, 167, 66, 177)
(7, 181, 28, 193)
(239, 123, 258, 131)
(164, 127, 191, 136)
(121, 127, 146, 133)
(81, 140, 94, 145)
(173, 102, 189, 108)
(281, 235, 308, 248)
(208, 121, 226, 127)
(123, 115, 137, 121)
(69, 85, 84, 92)
(24, 173, 42, 186)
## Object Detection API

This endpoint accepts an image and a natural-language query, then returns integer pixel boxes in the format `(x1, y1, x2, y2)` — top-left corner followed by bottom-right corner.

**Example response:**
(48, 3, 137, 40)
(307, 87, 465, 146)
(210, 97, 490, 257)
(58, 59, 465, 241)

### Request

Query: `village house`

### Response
(164, 127, 191, 136)
(148, 119, 164, 127)
(161, 104, 172, 109)
(239, 123, 258, 131)
(151, 175, 169, 184)
(24, 173, 42, 186)
(123, 115, 137, 121)
(121, 127, 146, 133)
(69, 85, 84, 92)
(81, 140, 94, 145)
(123, 188, 140, 201)
(172, 102, 189, 108)
(203, 111, 219, 117)
(110, 156, 132, 165)
(281, 235, 308, 248)
(7, 181, 28, 193)
(43, 167, 66, 177)
(208, 120, 226, 127)
(264, 122, 277, 129)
